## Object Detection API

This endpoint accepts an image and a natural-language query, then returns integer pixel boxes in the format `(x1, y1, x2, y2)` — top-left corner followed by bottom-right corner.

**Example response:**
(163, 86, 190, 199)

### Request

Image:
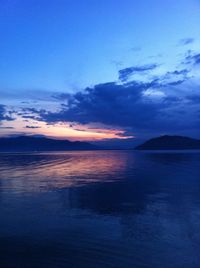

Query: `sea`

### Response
(0, 150, 200, 267)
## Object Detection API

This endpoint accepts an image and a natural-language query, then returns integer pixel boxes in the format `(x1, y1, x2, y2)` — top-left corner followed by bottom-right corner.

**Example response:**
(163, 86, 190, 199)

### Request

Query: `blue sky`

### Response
(0, 0, 200, 146)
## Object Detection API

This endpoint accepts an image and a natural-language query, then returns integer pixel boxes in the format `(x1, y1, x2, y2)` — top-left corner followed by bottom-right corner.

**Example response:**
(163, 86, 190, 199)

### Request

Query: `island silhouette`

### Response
(0, 136, 97, 152)
(135, 135, 200, 150)
(1, 135, 200, 152)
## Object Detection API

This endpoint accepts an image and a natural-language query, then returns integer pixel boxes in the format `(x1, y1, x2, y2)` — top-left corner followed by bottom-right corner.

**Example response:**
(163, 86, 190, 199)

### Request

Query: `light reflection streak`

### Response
(0, 151, 132, 193)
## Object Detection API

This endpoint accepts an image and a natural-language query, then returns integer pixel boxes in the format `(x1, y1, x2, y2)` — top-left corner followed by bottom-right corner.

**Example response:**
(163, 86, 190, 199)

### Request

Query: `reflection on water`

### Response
(0, 151, 131, 192)
(0, 151, 200, 267)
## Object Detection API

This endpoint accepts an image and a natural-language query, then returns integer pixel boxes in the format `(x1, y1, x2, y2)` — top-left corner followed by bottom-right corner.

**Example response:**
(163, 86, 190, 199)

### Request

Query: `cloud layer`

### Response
(24, 59, 200, 138)
(0, 105, 13, 122)
(119, 64, 158, 82)
(2, 46, 200, 141)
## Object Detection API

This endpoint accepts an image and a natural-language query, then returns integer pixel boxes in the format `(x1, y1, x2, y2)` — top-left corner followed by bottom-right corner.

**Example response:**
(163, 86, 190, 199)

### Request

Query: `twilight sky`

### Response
(0, 0, 200, 147)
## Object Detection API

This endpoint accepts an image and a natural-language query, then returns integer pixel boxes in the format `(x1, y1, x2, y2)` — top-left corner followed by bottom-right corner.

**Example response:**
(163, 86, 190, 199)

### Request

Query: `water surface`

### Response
(0, 151, 200, 267)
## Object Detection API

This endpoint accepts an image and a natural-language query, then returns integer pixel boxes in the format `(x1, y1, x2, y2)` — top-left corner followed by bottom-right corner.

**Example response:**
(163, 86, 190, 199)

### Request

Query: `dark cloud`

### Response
(17, 57, 199, 139)
(73, 128, 86, 132)
(161, 69, 189, 80)
(152, 68, 189, 88)
(34, 82, 159, 127)
(25, 125, 41, 129)
(0, 126, 14, 129)
(179, 38, 194, 45)
(165, 80, 186, 86)
(0, 104, 14, 122)
(52, 93, 72, 101)
(26, 77, 200, 137)
(185, 51, 200, 65)
(119, 64, 158, 81)
(17, 108, 44, 121)
(166, 69, 189, 76)
(22, 115, 39, 120)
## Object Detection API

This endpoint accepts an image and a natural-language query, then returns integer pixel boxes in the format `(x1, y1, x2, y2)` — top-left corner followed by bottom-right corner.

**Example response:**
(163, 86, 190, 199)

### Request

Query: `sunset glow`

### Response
(0, 0, 199, 146)
(1, 1, 200, 267)
(0, 114, 132, 141)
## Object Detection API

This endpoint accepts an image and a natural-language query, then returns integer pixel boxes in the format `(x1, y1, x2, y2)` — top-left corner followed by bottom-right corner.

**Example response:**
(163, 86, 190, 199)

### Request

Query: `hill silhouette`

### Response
(135, 135, 200, 150)
(0, 136, 97, 152)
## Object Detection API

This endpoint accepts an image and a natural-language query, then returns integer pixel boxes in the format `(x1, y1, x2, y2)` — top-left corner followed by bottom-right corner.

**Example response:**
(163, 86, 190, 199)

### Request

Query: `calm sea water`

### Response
(0, 150, 200, 268)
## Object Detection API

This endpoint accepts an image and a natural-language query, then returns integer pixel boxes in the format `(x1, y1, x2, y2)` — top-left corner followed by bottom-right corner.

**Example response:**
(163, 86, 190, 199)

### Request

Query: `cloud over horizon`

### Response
(0, 105, 13, 122)
(1, 47, 200, 142)
(19, 51, 200, 139)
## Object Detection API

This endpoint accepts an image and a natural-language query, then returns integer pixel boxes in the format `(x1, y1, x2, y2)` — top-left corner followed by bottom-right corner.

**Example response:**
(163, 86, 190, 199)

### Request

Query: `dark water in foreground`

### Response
(0, 151, 200, 268)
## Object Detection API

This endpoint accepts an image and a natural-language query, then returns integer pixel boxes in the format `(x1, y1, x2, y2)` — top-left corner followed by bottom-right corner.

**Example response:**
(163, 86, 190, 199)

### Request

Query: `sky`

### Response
(0, 0, 200, 147)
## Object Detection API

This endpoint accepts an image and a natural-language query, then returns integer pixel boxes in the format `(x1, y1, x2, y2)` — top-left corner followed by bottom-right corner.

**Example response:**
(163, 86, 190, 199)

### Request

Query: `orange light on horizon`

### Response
(1, 115, 134, 141)
(32, 124, 133, 141)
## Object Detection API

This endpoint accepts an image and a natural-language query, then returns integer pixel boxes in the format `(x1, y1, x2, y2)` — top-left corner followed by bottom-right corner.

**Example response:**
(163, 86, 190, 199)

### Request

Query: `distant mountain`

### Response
(135, 135, 200, 150)
(0, 136, 97, 152)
